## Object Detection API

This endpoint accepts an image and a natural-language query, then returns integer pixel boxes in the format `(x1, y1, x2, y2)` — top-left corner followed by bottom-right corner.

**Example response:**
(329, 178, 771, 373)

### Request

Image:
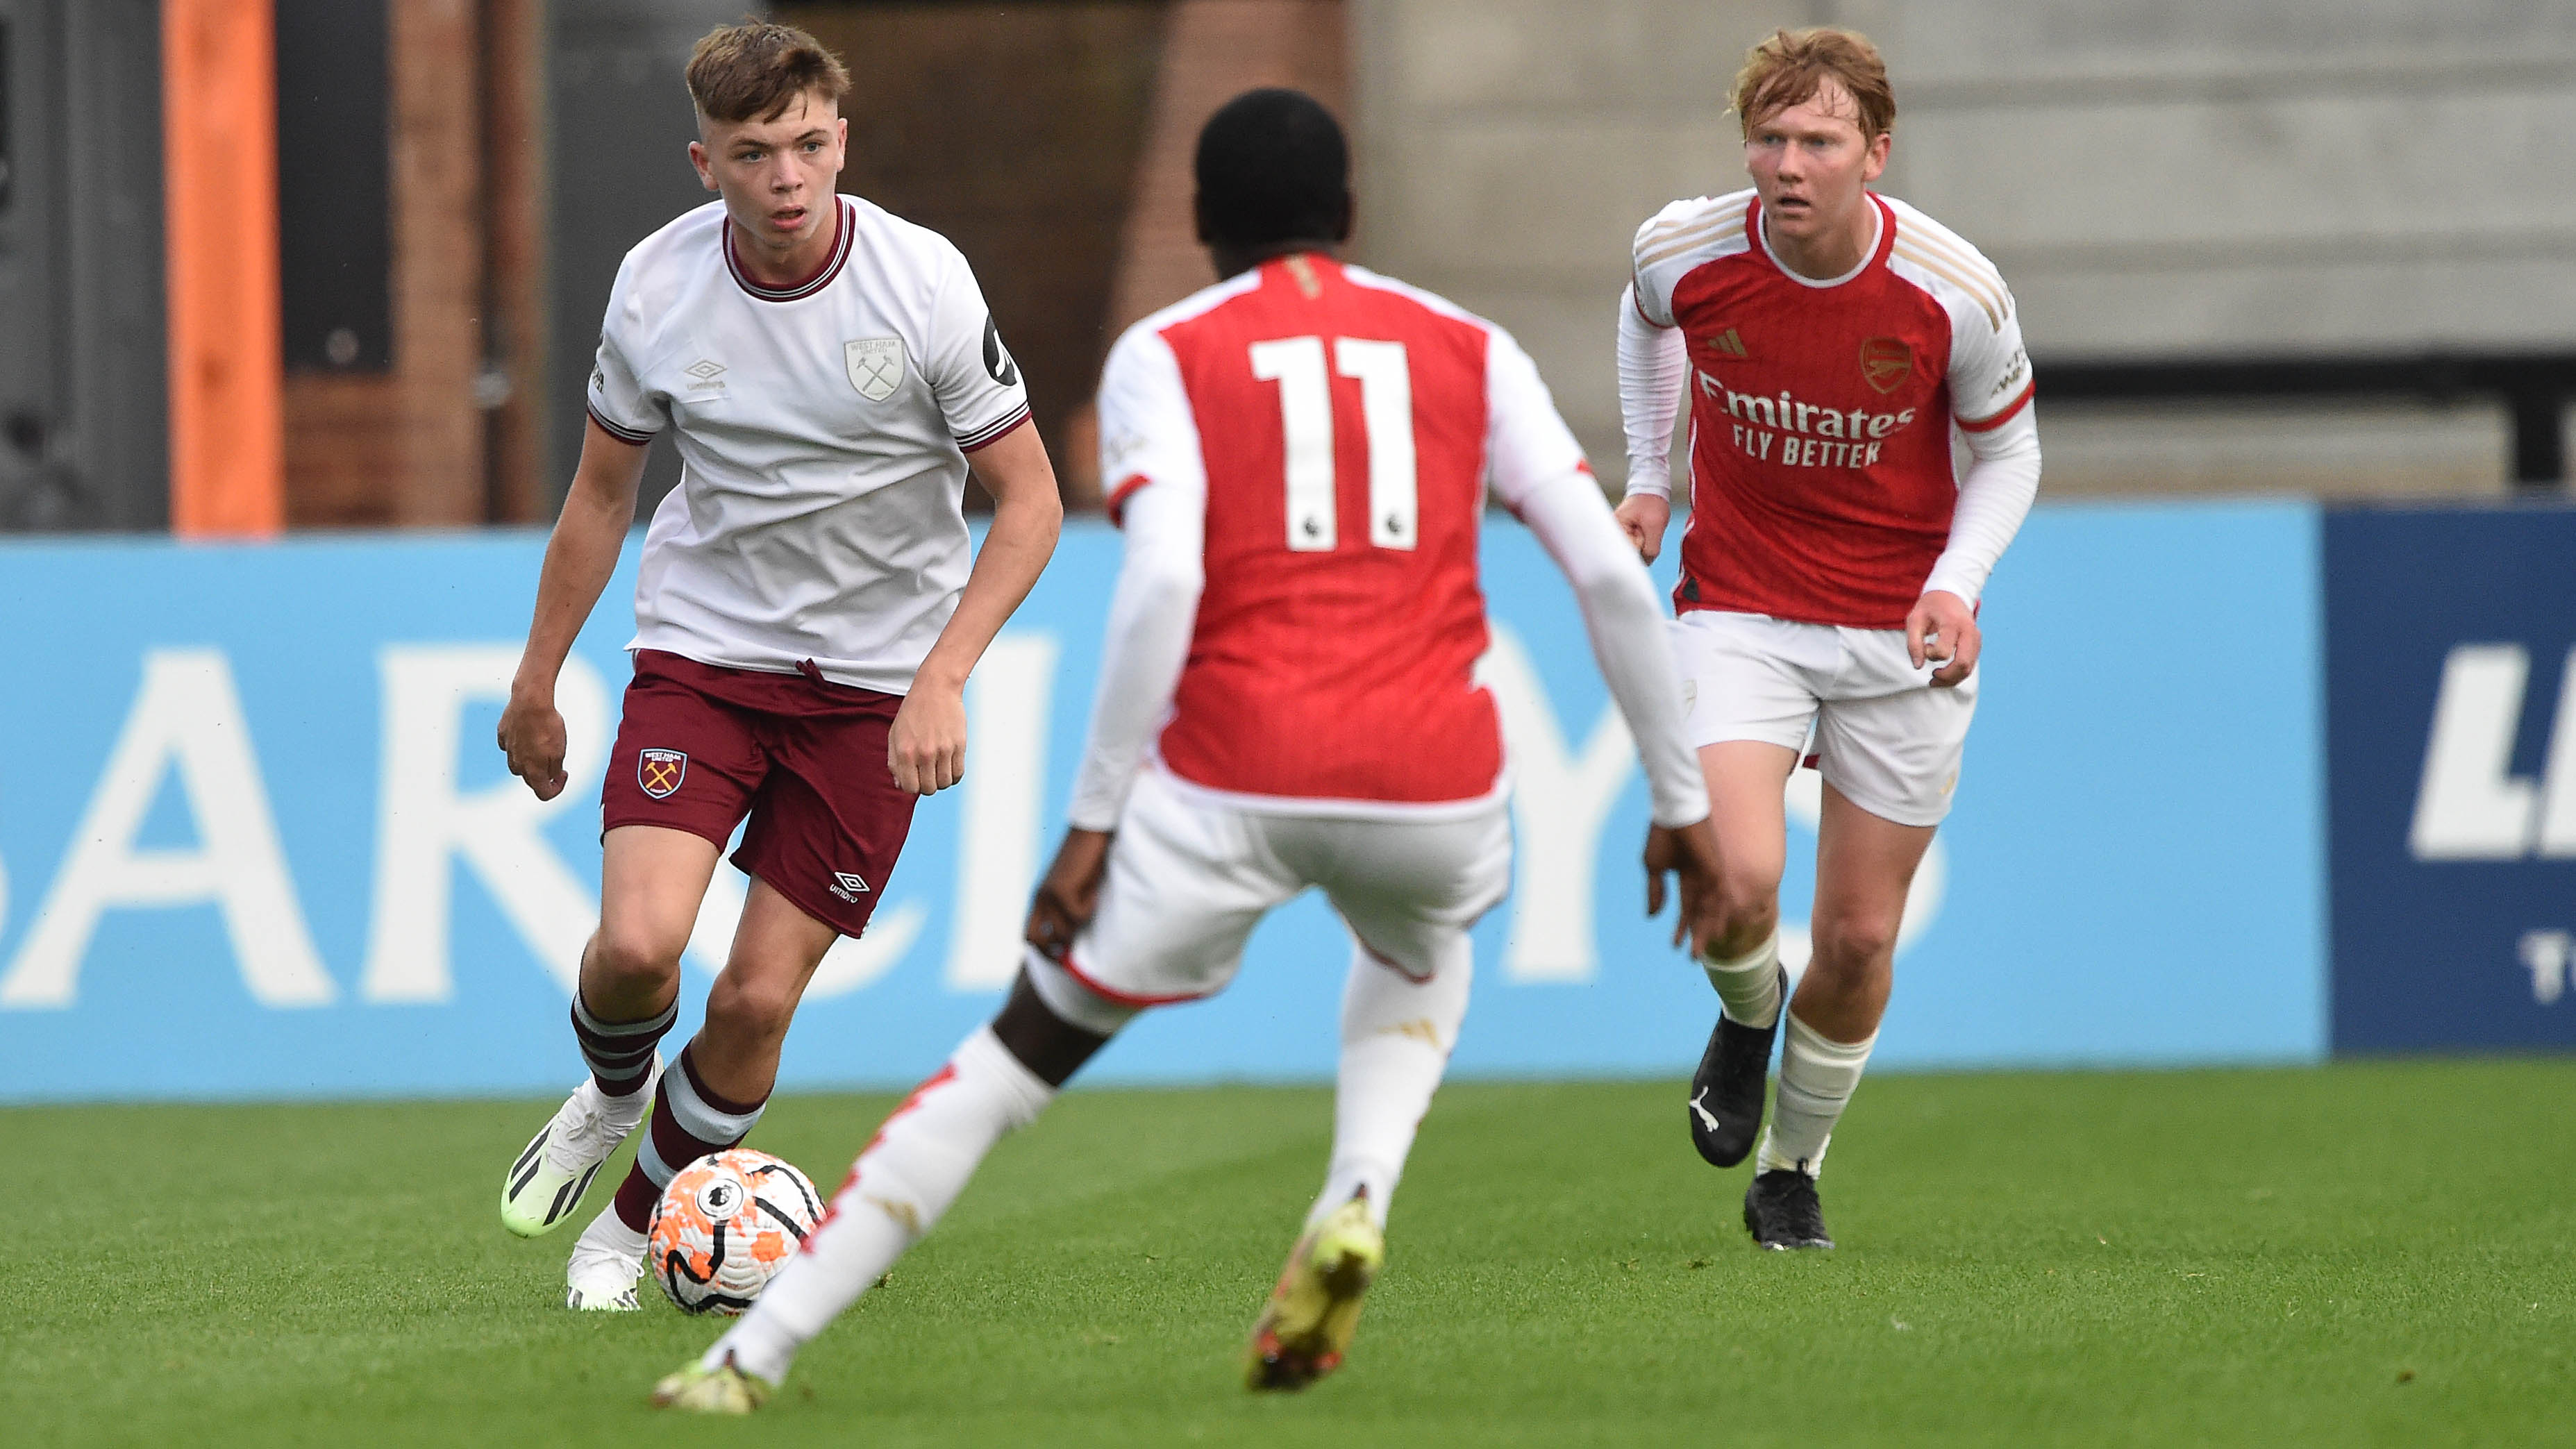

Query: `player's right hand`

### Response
(1612, 493, 1671, 563)
(1026, 828, 1114, 960)
(497, 690, 570, 801)
(1643, 817, 1725, 956)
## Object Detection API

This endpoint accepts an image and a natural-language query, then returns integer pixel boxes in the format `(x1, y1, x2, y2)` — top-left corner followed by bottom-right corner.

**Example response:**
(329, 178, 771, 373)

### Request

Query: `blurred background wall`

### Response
(0, 0, 167, 531)
(0, 0, 2568, 531)
(1353, 0, 2576, 498)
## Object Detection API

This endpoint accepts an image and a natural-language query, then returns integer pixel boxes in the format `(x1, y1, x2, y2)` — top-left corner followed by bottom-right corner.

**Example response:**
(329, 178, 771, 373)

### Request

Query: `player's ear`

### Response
(687, 138, 716, 192)
(1862, 130, 1892, 183)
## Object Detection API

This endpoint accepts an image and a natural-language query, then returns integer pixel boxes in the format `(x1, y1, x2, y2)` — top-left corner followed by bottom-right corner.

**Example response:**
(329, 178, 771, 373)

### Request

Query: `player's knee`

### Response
(703, 969, 798, 1041)
(588, 918, 683, 995)
(1808, 911, 1900, 976)
(1713, 851, 1782, 904)
(1714, 876, 1780, 941)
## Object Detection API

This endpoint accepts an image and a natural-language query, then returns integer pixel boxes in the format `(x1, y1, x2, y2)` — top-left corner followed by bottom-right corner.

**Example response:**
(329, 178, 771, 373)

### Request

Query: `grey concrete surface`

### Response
(1350, 0, 2575, 496)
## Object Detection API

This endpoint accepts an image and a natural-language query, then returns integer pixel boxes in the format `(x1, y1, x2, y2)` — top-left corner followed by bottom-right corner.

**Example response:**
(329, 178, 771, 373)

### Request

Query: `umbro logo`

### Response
(684, 358, 727, 392)
(828, 871, 871, 904)
(1707, 327, 1749, 359)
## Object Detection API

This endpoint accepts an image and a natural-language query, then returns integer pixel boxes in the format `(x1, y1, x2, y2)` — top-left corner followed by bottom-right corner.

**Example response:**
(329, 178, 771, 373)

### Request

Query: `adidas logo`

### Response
(1708, 327, 1749, 358)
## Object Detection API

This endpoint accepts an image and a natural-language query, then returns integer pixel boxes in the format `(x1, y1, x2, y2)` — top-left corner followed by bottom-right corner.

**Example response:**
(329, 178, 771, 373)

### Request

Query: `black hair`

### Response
(1193, 89, 1350, 251)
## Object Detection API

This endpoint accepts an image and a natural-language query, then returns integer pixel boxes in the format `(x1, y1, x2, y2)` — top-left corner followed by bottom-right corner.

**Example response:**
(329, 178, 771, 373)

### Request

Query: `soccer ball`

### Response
(646, 1148, 823, 1315)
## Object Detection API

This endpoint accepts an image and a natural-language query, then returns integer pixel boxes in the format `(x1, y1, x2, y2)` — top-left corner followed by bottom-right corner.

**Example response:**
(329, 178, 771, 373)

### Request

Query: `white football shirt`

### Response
(587, 194, 1032, 694)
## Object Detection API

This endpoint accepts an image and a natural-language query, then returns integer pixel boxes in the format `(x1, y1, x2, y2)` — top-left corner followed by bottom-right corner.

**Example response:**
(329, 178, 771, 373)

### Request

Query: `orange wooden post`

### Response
(163, 0, 285, 537)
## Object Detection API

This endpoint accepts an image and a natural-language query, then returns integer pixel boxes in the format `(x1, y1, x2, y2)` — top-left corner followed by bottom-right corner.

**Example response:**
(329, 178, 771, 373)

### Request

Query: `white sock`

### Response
(1700, 930, 1782, 1030)
(1757, 1011, 1875, 1177)
(1310, 935, 1472, 1230)
(707, 1025, 1053, 1383)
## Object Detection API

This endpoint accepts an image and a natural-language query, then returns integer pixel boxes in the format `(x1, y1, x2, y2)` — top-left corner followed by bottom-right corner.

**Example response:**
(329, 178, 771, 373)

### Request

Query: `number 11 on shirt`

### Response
(1248, 336, 1419, 553)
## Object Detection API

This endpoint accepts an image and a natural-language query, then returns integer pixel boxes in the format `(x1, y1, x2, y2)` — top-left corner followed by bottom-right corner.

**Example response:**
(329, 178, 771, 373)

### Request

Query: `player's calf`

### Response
(602, 1041, 773, 1239)
(684, 1022, 1062, 1386)
(697, 966, 803, 1064)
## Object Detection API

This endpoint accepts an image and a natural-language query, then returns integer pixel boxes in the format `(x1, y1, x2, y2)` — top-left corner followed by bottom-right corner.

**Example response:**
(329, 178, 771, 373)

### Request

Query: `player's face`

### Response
(1741, 80, 1890, 246)
(688, 90, 848, 253)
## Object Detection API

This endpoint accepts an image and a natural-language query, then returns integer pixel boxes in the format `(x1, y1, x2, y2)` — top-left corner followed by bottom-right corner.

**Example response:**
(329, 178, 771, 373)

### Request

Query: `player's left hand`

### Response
(1026, 828, 1113, 960)
(888, 680, 967, 794)
(1905, 589, 1980, 687)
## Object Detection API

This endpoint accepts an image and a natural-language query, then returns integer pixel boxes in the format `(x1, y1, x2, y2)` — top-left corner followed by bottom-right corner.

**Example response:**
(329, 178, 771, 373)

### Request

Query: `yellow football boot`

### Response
(649, 1355, 772, 1414)
(1245, 1193, 1384, 1391)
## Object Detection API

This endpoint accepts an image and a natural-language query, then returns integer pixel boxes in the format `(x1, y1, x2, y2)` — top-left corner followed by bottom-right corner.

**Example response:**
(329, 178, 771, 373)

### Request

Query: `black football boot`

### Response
(1684, 968, 1784, 1167)
(1742, 1168, 1834, 1250)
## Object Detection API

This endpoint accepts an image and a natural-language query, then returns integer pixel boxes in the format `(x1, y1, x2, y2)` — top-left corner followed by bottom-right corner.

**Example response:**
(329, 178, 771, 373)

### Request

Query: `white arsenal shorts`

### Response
(1028, 767, 1511, 1027)
(1668, 610, 1977, 828)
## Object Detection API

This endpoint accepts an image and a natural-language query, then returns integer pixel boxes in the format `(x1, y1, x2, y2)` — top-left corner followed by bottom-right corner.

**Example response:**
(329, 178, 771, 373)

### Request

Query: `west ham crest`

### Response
(1859, 337, 1914, 394)
(638, 748, 687, 800)
(845, 337, 905, 401)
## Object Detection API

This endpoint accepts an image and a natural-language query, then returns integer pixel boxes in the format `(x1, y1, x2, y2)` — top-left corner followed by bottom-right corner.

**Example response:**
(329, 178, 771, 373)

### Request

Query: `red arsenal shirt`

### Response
(1631, 190, 2034, 628)
(1095, 253, 1591, 809)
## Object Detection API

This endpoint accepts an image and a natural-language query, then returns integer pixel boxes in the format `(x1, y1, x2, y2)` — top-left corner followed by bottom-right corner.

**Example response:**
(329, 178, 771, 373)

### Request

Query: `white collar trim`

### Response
(1757, 194, 1882, 290)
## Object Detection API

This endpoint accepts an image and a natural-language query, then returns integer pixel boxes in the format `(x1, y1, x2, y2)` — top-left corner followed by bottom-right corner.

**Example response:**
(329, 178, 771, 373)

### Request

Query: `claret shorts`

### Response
(600, 649, 919, 937)
(1668, 610, 1977, 828)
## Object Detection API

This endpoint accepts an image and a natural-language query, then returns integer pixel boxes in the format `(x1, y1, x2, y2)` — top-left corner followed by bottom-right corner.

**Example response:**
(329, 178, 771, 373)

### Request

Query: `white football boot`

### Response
(565, 1205, 652, 1312)
(501, 1055, 661, 1238)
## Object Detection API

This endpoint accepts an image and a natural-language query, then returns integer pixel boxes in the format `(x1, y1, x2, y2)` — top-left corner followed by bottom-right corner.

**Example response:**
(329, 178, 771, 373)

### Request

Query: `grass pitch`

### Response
(6, 1061, 2571, 1446)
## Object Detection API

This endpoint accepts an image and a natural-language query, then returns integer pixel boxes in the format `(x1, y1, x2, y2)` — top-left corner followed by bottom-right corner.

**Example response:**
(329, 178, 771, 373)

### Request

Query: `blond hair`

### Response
(1732, 27, 1894, 140)
(686, 19, 851, 124)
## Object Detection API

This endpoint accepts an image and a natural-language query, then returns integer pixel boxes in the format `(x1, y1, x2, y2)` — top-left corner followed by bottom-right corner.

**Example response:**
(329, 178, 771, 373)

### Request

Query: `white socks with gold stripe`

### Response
(1757, 1012, 1876, 1176)
(1310, 937, 1473, 1230)
(1701, 930, 1783, 1029)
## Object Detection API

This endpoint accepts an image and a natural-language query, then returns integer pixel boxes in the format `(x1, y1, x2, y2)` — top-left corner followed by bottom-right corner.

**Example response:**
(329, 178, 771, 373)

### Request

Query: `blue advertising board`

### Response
(0, 505, 2326, 1102)
(2325, 505, 2576, 1053)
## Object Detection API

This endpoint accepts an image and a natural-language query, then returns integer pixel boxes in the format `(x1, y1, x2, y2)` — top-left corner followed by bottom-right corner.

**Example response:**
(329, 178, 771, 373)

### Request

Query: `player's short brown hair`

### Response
(686, 19, 851, 124)
(1732, 26, 1894, 140)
